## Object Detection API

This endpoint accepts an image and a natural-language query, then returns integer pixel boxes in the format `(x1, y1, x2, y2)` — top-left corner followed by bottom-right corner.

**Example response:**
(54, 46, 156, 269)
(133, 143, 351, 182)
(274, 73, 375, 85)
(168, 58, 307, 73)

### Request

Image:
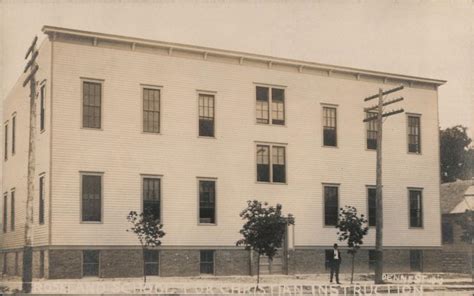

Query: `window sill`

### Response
(40, 129, 46, 134)
(81, 127, 103, 131)
(198, 223, 217, 226)
(256, 181, 288, 185)
(142, 131, 161, 135)
(407, 152, 422, 155)
(255, 122, 287, 128)
(80, 221, 103, 224)
(322, 145, 338, 149)
(198, 136, 217, 139)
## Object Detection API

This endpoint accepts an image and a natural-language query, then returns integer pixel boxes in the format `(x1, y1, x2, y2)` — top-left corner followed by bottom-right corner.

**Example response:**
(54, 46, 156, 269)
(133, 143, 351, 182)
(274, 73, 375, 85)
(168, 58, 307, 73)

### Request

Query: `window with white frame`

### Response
(322, 106, 337, 147)
(10, 190, 14, 231)
(82, 81, 102, 129)
(143, 88, 160, 133)
(407, 115, 421, 153)
(199, 180, 216, 224)
(367, 187, 376, 227)
(198, 94, 215, 137)
(256, 86, 285, 125)
(39, 175, 45, 224)
(40, 84, 46, 131)
(81, 174, 102, 222)
(256, 144, 286, 183)
(409, 189, 423, 228)
(143, 177, 161, 221)
(366, 112, 377, 150)
(324, 185, 339, 226)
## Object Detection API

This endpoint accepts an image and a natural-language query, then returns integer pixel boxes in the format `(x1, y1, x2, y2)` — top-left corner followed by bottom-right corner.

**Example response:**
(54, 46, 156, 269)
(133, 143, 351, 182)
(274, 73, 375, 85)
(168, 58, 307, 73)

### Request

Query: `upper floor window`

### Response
(143, 88, 160, 133)
(199, 179, 216, 224)
(39, 175, 45, 224)
(198, 94, 215, 137)
(367, 187, 376, 227)
(10, 190, 15, 231)
(366, 112, 377, 150)
(4, 122, 8, 161)
(256, 144, 286, 183)
(409, 189, 423, 228)
(81, 174, 102, 222)
(11, 116, 16, 155)
(322, 106, 337, 147)
(82, 81, 102, 129)
(40, 84, 46, 131)
(256, 86, 285, 125)
(407, 115, 421, 153)
(324, 185, 339, 226)
(3, 193, 7, 233)
(143, 177, 161, 221)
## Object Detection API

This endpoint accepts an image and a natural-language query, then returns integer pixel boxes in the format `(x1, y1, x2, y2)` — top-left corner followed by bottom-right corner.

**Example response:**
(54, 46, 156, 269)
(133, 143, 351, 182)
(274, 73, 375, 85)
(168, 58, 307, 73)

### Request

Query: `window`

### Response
(368, 250, 376, 270)
(40, 85, 46, 131)
(143, 88, 160, 133)
(82, 81, 102, 129)
(15, 252, 18, 275)
(199, 94, 215, 137)
(256, 145, 286, 183)
(82, 250, 100, 277)
(324, 250, 332, 271)
(410, 250, 423, 272)
(408, 115, 421, 153)
(3, 193, 7, 233)
(366, 112, 377, 150)
(200, 250, 214, 274)
(39, 176, 45, 224)
(323, 106, 337, 147)
(199, 180, 216, 224)
(144, 250, 159, 276)
(324, 185, 339, 226)
(81, 174, 102, 222)
(367, 187, 376, 227)
(143, 178, 161, 221)
(409, 189, 423, 228)
(4, 122, 8, 161)
(12, 116, 16, 154)
(2, 253, 6, 275)
(256, 86, 285, 125)
(442, 221, 454, 244)
(39, 250, 45, 278)
(10, 191, 14, 231)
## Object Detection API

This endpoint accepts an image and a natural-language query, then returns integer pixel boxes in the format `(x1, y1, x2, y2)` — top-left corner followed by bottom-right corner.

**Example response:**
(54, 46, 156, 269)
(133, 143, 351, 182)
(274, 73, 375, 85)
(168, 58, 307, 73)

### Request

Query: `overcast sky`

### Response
(1, 0, 472, 135)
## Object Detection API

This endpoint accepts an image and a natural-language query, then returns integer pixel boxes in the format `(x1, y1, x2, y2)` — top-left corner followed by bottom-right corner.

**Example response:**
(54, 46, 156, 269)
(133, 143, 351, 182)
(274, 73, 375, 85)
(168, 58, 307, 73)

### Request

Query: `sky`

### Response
(1, 0, 473, 135)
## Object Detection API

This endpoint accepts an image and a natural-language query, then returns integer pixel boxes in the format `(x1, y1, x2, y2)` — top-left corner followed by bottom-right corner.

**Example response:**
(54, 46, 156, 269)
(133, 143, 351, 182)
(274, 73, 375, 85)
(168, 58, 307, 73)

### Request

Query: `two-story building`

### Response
(0, 26, 445, 279)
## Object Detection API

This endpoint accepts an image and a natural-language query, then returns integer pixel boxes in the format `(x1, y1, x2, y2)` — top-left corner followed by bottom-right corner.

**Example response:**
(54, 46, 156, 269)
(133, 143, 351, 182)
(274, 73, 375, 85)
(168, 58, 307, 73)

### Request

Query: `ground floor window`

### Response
(144, 250, 159, 276)
(2, 253, 6, 274)
(39, 250, 45, 278)
(324, 250, 332, 271)
(368, 250, 376, 270)
(82, 250, 100, 277)
(200, 250, 214, 274)
(14, 252, 18, 275)
(410, 250, 423, 272)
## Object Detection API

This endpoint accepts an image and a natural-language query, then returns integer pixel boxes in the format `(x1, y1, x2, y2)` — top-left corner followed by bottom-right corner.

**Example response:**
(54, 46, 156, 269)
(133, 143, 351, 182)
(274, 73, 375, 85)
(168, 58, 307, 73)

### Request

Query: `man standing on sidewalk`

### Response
(330, 243, 342, 284)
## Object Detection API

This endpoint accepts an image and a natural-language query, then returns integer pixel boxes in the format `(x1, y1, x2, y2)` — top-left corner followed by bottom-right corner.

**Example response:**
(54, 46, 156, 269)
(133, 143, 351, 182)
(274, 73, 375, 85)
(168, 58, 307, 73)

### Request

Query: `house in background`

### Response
(1, 26, 445, 279)
(441, 180, 474, 274)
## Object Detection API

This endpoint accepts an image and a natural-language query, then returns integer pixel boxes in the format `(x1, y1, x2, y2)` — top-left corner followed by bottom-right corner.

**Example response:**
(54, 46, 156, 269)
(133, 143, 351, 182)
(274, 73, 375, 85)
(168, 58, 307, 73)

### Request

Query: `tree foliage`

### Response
(456, 210, 474, 243)
(236, 200, 295, 286)
(127, 211, 166, 282)
(440, 125, 474, 183)
(336, 206, 369, 284)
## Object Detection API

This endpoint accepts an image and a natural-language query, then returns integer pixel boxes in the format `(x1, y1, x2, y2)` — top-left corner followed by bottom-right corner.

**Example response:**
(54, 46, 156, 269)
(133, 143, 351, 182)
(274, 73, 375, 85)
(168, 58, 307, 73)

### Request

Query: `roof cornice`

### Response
(42, 25, 446, 87)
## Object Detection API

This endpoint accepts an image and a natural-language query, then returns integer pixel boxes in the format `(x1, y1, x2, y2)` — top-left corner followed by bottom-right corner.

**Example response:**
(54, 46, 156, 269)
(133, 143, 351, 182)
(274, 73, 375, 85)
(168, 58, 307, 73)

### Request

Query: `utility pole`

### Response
(363, 85, 404, 284)
(22, 35, 39, 294)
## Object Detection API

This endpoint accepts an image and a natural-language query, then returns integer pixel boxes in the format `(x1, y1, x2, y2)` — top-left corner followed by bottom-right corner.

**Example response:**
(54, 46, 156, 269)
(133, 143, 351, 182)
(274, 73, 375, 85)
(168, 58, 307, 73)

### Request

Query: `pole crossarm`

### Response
(364, 85, 404, 101)
(24, 36, 38, 59)
(364, 97, 404, 112)
(23, 51, 39, 73)
(363, 108, 405, 122)
(22, 65, 39, 87)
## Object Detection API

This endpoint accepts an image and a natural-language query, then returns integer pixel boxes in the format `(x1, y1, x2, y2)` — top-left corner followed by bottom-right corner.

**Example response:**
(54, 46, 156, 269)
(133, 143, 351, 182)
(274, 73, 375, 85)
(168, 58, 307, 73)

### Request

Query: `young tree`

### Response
(336, 206, 369, 284)
(127, 211, 165, 283)
(236, 200, 295, 288)
(440, 125, 474, 182)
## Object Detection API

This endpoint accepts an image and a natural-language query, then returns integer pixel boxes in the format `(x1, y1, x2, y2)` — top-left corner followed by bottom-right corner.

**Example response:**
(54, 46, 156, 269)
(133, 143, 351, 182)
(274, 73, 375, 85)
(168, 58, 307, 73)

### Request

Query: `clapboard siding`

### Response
(46, 37, 442, 248)
(1, 39, 51, 249)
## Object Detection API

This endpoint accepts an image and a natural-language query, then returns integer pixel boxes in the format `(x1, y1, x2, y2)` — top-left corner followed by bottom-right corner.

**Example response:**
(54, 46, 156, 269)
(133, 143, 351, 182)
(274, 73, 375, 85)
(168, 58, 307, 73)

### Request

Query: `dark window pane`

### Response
(12, 117, 15, 154)
(256, 145, 270, 182)
(323, 107, 337, 146)
(409, 190, 423, 228)
(271, 88, 285, 125)
(39, 251, 45, 278)
(83, 250, 100, 277)
(83, 82, 101, 129)
(143, 178, 161, 221)
(144, 250, 159, 276)
(324, 250, 332, 270)
(366, 112, 377, 150)
(3, 195, 7, 233)
(408, 116, 421, 153)
(324, 186, 339, 226)
(410, 250, 422, 272)
(272, 146, 286, 183)
(10, 191, 14, 231)
(256, 86, 269, 124)
(4, 123, 8, 161)
(199, 94, 215, 137)
(199, 181, 215, 224)
(39, 176, 45, 224)
(200, 250, 214, 274)
(143, 88, 160, 133)
(40, 85, 45, 130)
(82, 175, 102, 222)
(368, 250, 376, 270)
(368, 188, 376, 226)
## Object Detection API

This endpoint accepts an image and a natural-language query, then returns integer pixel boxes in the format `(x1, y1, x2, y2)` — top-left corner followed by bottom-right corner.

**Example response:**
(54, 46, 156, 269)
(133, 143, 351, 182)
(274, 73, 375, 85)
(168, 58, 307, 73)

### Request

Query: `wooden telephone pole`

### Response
(363, 85, 404, 284)
(22, 36, 39, 293)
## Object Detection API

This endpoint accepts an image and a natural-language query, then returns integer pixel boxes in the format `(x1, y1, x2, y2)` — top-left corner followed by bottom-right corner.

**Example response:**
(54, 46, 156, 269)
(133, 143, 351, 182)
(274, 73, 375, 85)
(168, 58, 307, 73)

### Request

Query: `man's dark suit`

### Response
(329, 249, 342, 284)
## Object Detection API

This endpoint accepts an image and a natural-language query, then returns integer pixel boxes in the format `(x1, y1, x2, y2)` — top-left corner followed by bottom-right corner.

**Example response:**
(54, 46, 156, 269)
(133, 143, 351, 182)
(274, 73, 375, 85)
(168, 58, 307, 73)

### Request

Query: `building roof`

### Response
(41, 26, 446, 88)
(440, 179, 474, 214)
